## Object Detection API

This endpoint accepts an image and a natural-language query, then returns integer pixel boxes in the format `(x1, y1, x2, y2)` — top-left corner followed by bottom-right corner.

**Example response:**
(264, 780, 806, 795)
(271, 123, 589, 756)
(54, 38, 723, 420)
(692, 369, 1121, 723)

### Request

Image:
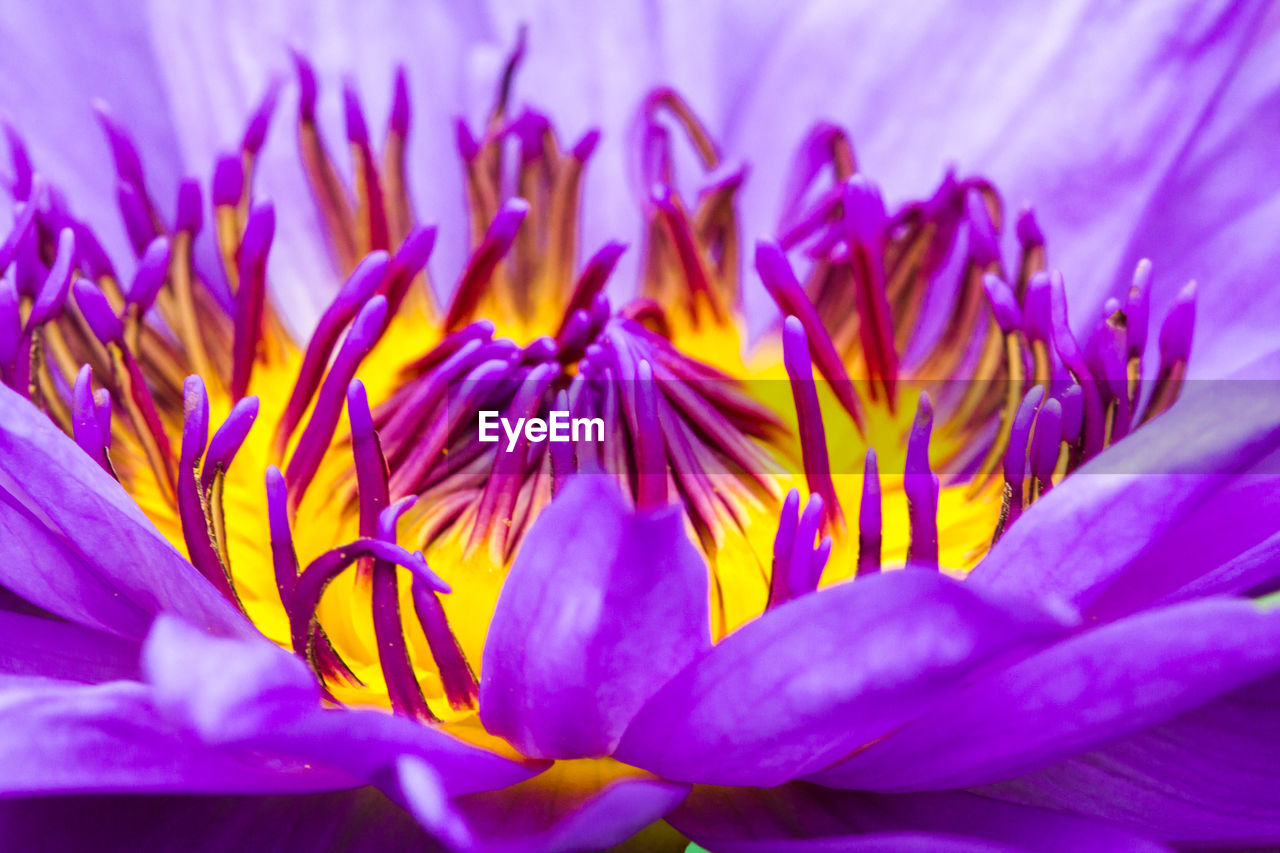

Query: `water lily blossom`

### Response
(1, 2, 1279, 851)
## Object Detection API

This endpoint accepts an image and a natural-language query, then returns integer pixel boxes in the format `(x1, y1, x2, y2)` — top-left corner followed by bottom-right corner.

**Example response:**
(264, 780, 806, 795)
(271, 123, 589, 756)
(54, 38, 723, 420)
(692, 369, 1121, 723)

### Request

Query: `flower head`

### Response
(1, 3, 1280, 851)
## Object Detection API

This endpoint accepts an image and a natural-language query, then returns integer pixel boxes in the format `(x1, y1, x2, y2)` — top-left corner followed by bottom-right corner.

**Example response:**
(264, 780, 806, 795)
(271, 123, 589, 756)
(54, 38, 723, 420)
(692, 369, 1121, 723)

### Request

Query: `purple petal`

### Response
(0, 611, 139, 683)
(0, 787, 431, 853)
(981, 675, 1280, 847)
(807, 597, 1280, 792)
(971, 379, 1280, 618)
(669, 783, 1168, 853)
(612, 570, 1073, 787)
(0, 384, 251, 641)
(480, 474, 710, 759)
(399, 756, 688, 853)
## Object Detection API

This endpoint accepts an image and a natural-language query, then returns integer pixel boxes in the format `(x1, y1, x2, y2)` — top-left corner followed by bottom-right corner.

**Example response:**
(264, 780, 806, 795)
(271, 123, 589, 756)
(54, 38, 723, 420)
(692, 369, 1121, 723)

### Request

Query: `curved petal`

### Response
(480, 474, 710, 760)
(0, 611, 140, 683)
(970, 379, 1280, 618)
(669, 783, 1170, 853)
(612, 569, 1074, 787)
(0, 787, 432, 853)
(0, 384, 252, 641)
(980, 675, 1280, 848)
(144, 616, 539, 797)
(399, 755, 688, 853)
(807, 597, 1280, 792)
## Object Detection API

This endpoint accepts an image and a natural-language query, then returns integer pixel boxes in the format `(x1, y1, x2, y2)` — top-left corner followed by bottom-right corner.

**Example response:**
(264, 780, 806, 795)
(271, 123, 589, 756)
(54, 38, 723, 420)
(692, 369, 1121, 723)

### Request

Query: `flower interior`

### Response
(0, 32, 1195, 737)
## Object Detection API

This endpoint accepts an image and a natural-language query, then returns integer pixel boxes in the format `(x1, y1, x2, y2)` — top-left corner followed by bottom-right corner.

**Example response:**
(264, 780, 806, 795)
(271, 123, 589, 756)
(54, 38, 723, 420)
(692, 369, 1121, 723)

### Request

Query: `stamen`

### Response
(904, 393, 938, 569)
(442, 199, 528, 331)
(1030, 398, 1062, 498)
(781, 315, 844, 529)
(769, 489, 800, 607)
(858, 448, 881, 576)
(1125, 259, 1151, 402)
(758, 240, 866, 433)
(285, 295, 388, 509)
(1141, 280, 1196, 424)
(994, 385, 1044, 541)
(71, 365, 112, 473)
(383, 67, 414, 246)
(767, 490, 830, 609)
(556, 241, 626, 337)
(842, 177, 898, 408)
(292, 51, 358, 270)
(274, 251, 389, 459)
(650, 185, 725, 325)
(265, 465, 297, 603)
(123, 236, 169, 351)
(177, 376, 238, 603)
(634, 359, 667, 509)
(411, 574, 479, 711)
(382, 224, 437, 318)
(1045, 271, 1104, 458)
(1015, 207, 1045, 297)
(26, 228, 74, 329)
(343, 80, 390, 254)
(230, 202, 275, 400)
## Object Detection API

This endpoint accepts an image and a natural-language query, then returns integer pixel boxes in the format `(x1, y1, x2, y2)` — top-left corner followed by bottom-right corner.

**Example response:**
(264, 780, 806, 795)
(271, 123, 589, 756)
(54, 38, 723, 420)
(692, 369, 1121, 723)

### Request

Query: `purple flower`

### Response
(0, 2, 1279, 851)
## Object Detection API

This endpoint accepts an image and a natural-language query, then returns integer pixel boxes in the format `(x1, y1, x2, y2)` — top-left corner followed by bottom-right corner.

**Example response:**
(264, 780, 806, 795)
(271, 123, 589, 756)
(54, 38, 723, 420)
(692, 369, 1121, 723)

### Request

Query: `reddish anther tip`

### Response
(1016, 205, 1044, 248)
(27, 228, 75, 329)
(212, 155, 245, 207)
(290, 50, 319, 121)
(389, 66, 411, 136)
(175, 178, 203, 234)
(1158, 281, 1196, 363)
(572, 128, 601, 161)
(241, 81, 281, 154)
(127, 236, 171, 311)
(982, 273, 1022, 333)
(72, 279, 123, 344)
(342, 79, 370, 145)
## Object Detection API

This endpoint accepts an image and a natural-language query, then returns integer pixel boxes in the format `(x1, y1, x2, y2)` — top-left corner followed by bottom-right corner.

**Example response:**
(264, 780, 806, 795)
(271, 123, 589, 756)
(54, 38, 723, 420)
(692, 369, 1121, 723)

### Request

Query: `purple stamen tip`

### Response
(389, 66, 411, 136)
(454, 118, 480, 161)
(1023, 271, 1053, 344)
(377, 495, 417, 541)
(1016, 205, 1044, 247)
(489, 198, 530, 244)
(394, 224, 438, 273)
(175, 178, 203, 234)
(1031, 398, 1063, 484)
(93, 389, 111, 447)
(127, 236, 171, 311)
(781, 314, 811, 379)
(1004, 386, 1045, 483)
(1059, 385, 1084, 445)
(336, 251, 390, 312)
(72, 279, 123, 344)
(1158, 280, 1196, 364)
(4, 124, 32, 201)
(982, 272, 1022, 333)
(0, 279, 17, 365)
(93, 101, 146, 190)
(212, 155, 245, 207)
(860, 448, 881, 533)
(71, 366, 105, 464)
(342, 80, 370, 146)
(906, 393, 934, 476)
(572, 128, 601, 162)
(241, 202, 277, 263)
(242, 81, 281, 155)
(1125, 258, 1152, 358)
(842, 175, 887, 245)
(346, 379, 374, 438)
(350, 294, 390, 346)
(290, 50, 319, 121)
(28, 227, 75, 329)
(72, 222, 115, 280)
(965, 192, 1000, 266)
(204, 396, 260, 485)
(181, 375, 210, 465)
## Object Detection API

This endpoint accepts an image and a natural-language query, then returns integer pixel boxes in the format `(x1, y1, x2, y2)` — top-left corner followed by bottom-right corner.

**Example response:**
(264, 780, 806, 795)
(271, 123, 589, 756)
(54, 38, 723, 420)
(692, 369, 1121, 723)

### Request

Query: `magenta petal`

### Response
(971, 380, 1280, 618)
(0, 787, 430, 853)
(612, 570, 1074, 787)
(0, 611, 139, 683)
(669, 783, 1168, 853)
(981, 675, 1280, 847)
(807, 597, 1280, 792)
(480, 474, 710, 759)
(399, 757, 688, 853)
(0, 384, 251, 641)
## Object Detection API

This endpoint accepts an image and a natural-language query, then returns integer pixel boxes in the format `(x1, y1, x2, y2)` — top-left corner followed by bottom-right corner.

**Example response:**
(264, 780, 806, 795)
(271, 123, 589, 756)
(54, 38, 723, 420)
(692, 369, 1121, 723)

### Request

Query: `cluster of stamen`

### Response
(0, 31, 1196, 719)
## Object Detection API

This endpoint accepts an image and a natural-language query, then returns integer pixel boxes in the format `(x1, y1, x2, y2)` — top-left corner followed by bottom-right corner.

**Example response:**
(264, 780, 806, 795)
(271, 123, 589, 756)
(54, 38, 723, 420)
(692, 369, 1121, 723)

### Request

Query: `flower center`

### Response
(0, 32, 1195, 724)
